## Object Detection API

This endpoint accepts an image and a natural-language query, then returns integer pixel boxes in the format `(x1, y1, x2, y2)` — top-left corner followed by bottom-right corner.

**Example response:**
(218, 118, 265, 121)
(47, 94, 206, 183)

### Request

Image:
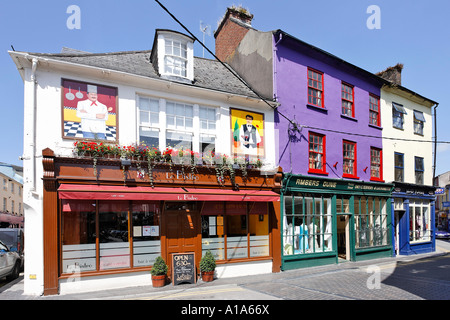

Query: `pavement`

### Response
(1, 243, 450, 303)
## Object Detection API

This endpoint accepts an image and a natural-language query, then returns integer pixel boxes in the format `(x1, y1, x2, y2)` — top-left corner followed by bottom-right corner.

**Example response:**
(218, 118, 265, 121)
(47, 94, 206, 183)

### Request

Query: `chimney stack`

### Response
(214, 6, 254, 62)
(376, 63, 403, 86)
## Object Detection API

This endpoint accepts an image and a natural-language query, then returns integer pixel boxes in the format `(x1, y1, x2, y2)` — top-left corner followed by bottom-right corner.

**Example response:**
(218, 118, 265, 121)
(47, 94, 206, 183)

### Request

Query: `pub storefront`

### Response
(42, 148, 282, 295)
(281, 174, 393, 271)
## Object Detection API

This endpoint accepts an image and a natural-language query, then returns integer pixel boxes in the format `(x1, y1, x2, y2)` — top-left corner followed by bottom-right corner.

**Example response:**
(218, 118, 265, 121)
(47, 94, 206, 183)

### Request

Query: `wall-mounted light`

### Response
(333, 162, 338, 169)
(363, 166, 368, 173)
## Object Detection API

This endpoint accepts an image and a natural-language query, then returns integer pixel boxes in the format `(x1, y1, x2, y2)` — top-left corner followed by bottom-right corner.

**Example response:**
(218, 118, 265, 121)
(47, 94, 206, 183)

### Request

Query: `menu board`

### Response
(172, 252, 196, 285)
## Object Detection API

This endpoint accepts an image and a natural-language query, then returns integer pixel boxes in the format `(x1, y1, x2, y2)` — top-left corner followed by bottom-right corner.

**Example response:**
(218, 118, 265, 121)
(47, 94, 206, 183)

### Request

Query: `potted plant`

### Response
(150, 256, 168, 287)
(199, 250, 216, 282)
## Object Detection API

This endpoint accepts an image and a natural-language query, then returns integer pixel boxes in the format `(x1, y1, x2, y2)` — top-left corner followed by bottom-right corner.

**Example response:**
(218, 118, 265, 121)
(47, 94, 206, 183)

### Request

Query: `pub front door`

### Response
(163, 202, 201, 277)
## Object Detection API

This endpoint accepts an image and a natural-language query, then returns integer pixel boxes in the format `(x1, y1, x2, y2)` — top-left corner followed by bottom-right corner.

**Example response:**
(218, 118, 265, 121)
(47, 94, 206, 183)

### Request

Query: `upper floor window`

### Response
(369, 94, 380, 126)
(308, 132, 326, 174)
(307, 68, 324, 108)
(137, 95, 217, 155)
(166, 101, 194, 150)
(152, 30, 194, 82)
(415, 156, 424, 185)
(413, 110, 425, 135)
(370, 147, 383, 181)
(341, 83, 354, 117)
(164, 38, 188, 77)
(343, 140, 357, 178)
(138, 97, 160, 148)
(394, 152, 404, 182)
(392, 102, 407, 129)
(199, 106, 216, 154)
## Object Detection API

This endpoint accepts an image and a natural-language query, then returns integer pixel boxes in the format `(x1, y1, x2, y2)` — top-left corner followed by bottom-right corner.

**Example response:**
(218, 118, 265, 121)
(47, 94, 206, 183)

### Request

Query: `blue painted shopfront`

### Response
(392, 182, 436, 256)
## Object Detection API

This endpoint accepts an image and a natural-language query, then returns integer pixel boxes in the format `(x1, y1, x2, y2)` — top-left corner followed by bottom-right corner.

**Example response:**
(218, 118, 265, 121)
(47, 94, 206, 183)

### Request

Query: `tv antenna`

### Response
(200, 21, 211, 58)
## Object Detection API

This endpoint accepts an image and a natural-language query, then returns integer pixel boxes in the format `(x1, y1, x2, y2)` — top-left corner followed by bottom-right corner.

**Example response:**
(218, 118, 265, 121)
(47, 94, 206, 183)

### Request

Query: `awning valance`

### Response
(58, 184, 280, 202)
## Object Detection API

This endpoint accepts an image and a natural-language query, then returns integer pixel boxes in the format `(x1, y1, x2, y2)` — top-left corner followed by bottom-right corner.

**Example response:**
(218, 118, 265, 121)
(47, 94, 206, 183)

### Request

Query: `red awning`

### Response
(58, 184, 280, 202)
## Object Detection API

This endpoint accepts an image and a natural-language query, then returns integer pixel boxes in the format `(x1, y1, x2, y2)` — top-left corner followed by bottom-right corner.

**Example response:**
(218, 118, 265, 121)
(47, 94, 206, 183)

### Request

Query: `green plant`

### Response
(199, 250, 216, 272)
(150, 256, 168, 276)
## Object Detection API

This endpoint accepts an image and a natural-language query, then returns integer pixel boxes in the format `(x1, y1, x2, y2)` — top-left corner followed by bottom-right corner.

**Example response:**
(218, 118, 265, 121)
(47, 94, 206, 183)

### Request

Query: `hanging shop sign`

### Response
(172, 252, 196, 285)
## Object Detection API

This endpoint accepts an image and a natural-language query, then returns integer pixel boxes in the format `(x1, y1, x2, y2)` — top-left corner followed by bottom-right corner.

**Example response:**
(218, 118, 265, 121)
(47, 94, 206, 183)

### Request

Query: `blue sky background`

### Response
(1, 0, 449, 177)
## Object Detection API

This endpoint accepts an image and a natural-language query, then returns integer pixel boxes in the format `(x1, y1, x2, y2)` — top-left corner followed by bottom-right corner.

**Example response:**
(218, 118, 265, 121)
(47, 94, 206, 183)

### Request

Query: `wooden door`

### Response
(164, 210, 201, 274)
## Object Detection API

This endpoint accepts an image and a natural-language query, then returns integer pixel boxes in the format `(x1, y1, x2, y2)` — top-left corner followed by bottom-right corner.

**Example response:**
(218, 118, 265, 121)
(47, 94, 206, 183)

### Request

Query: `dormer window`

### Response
(152, 30, 195, 82)
(165, 38, 187, 77)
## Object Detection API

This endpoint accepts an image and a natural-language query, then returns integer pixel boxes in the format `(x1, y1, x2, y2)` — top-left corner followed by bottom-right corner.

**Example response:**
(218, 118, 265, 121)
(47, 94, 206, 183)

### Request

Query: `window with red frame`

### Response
(369, 94, 380, 126)
(341, 83, 354, 117)
(309, 132, 326, 173)
(343, 140, 357, 178)
(370, 147, 383, 181)
(308, 68, 324, 108)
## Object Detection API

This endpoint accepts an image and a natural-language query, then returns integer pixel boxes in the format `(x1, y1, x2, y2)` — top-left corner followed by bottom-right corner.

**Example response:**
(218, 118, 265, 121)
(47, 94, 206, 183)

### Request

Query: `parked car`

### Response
(436, 227, 450, 240)
(0, 228, 24, 268)
(0, 240, 21, 280)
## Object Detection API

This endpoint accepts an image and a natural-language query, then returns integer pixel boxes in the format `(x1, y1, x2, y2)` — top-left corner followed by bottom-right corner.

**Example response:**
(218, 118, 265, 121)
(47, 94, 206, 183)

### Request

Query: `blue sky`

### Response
(1, 0, 450, 177)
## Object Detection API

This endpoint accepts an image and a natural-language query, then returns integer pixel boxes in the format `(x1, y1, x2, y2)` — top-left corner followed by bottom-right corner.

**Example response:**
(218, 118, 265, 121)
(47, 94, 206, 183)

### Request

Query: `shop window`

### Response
(283, 194, 332, 256)
(200, 202, 269, 261)
(409, 200, 431, 242)
(61, 200, 97, 273)
(61, 200, 162, 275)
(99, 201, 130, 270)
(132, 202, 161, 267)
(354, 197, 388, 248)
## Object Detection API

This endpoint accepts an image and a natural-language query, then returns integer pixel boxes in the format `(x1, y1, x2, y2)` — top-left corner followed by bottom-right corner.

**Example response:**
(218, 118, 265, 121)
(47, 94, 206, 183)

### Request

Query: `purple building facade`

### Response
(215, 8, 393, 270)
(273, 31, 385, 181)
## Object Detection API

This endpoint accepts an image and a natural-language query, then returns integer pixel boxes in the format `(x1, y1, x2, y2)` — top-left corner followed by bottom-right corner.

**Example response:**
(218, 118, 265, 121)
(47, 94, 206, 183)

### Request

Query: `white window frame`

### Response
(137, 95, 218, 154)
(137, 96, 160, 149)
(157, 31, 194, 81)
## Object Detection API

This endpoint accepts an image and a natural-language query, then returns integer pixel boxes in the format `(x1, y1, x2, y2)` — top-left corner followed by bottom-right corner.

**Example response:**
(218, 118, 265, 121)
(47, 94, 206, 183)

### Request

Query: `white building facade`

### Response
(10, 29, 280, 296)
(378, 68, 438, 256)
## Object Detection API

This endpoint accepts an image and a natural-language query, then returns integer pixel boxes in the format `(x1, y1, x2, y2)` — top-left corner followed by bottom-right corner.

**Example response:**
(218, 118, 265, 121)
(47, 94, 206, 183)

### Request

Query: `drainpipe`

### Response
(433, 103, 439, 184)
(29, 57, 38, 192)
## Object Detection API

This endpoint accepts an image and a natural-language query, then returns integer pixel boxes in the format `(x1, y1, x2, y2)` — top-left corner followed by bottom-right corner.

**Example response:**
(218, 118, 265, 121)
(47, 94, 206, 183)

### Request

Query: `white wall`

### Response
(380, 87, 434, 185)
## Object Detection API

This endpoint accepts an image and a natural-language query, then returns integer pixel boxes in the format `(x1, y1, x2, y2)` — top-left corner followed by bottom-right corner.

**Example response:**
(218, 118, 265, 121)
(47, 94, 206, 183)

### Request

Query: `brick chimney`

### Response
(214, 6, 254, 62)
(376, 63, 403, 86)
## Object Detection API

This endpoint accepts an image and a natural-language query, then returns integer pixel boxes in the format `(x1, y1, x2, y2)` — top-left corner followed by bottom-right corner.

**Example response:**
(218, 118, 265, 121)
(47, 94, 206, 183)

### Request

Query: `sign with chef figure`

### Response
(62, 79, 118, 141)
(231, 108, 264, 157)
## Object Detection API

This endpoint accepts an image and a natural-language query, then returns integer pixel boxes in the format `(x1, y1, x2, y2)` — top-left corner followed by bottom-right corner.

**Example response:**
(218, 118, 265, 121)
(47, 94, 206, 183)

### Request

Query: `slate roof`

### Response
(25, 50, 263, 99)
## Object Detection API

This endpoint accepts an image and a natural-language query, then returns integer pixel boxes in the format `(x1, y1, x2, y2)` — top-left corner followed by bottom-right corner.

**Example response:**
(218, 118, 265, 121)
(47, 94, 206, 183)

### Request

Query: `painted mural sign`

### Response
(62, 79, 118, 141)
(230, 108, 264, 158)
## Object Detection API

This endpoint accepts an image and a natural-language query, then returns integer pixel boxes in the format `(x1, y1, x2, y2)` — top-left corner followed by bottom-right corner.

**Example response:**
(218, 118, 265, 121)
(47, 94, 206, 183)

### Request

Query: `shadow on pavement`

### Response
(382, 253, 450, 300)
